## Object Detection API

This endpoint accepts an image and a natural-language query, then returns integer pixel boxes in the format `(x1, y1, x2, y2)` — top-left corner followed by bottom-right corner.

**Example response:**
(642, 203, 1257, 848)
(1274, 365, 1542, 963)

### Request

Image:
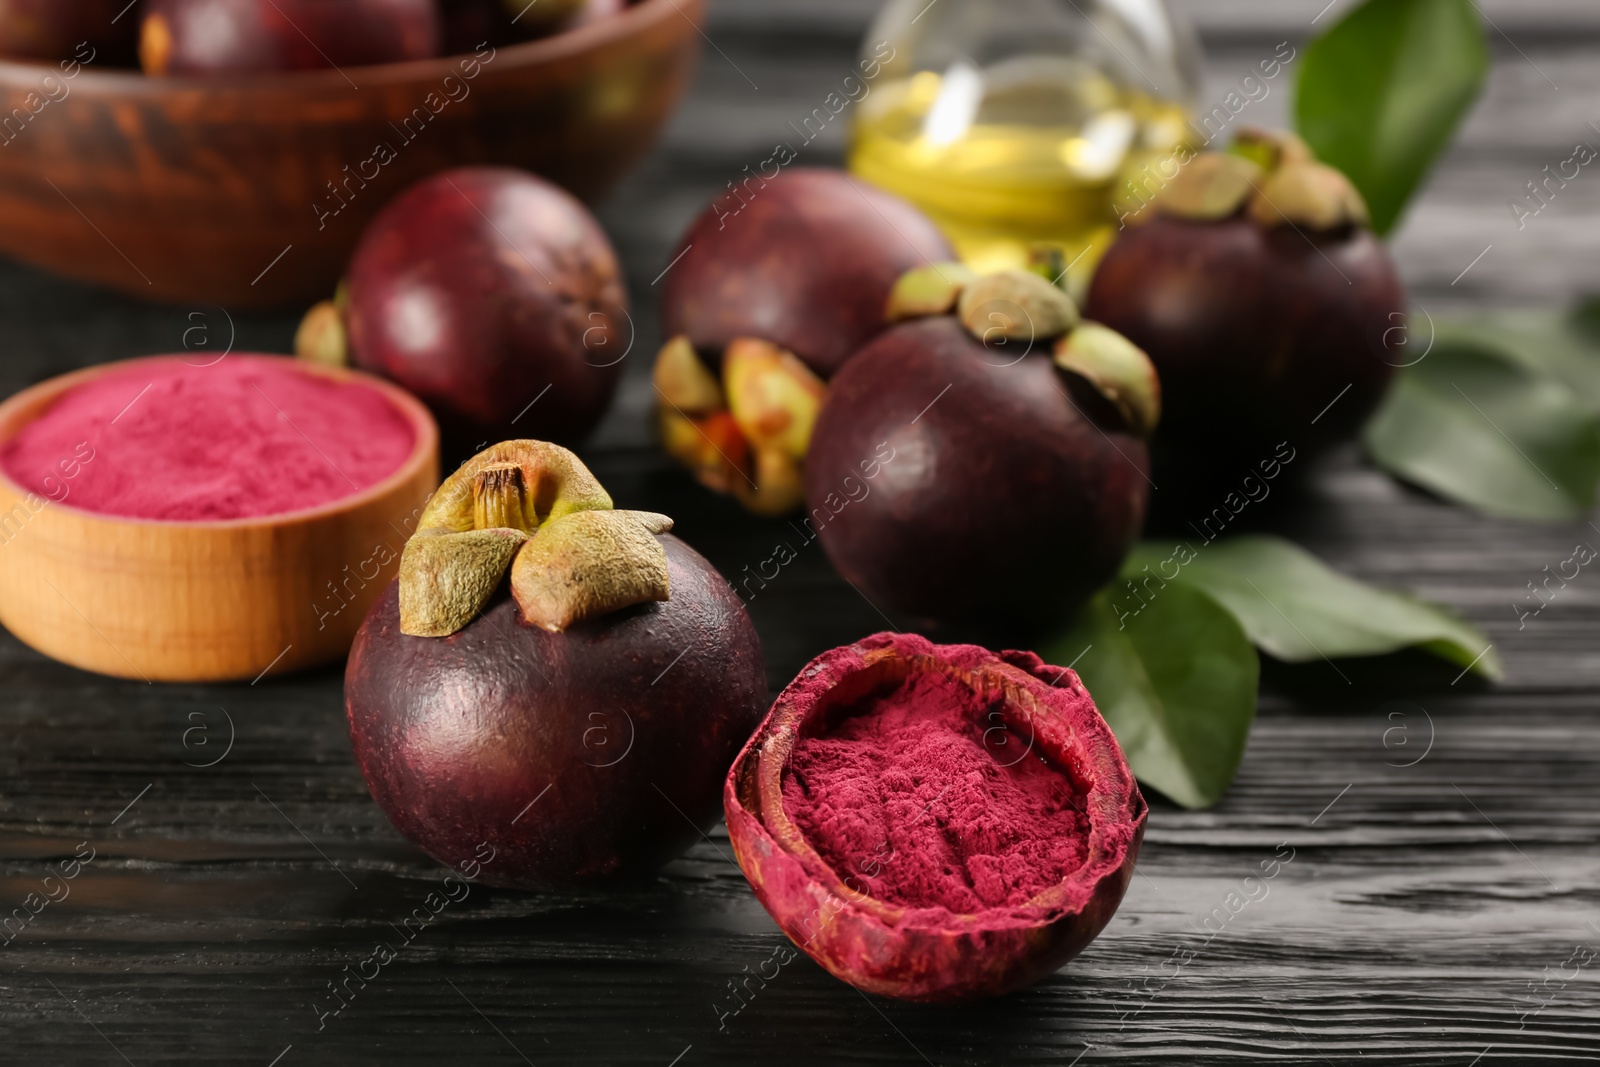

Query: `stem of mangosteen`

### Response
(473, 463, 530, 532)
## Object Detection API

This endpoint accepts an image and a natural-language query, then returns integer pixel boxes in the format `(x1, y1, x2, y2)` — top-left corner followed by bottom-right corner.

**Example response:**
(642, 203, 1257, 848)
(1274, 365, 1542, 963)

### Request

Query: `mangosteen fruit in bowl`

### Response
(345, 439, 767, 888)
(0, 0, 702, 306)
(139, 0, 441, 74)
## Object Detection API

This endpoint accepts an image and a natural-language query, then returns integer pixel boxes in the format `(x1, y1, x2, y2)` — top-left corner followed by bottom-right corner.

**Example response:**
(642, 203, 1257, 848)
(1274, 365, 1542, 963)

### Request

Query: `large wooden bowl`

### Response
(0, 356, 440, 683)
(0, 0, 702, 307)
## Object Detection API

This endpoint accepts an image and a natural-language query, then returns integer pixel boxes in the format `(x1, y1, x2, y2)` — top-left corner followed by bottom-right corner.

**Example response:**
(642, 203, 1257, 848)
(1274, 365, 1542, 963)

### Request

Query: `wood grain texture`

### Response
(0, 0, 1597, 1063)
(0, 358, 439, 682)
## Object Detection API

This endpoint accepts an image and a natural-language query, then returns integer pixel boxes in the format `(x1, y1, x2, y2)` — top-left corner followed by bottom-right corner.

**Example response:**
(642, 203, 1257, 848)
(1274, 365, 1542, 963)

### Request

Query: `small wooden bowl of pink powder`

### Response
(0, 355, 438, 682)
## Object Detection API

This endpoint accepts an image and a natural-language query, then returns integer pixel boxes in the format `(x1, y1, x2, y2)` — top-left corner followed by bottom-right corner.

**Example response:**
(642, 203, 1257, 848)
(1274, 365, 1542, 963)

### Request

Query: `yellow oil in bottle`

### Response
(849, 62, 1192, 293)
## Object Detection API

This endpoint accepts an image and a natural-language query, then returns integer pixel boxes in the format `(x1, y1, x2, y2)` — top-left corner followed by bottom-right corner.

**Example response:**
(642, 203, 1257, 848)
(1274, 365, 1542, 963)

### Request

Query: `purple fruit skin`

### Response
(438, 0, 619, 53)
(143, 0, 439, 73)
(1086, 214, 1405, 469)
(0, 0, 137, 63)
(803, 317, 1149, 629)
(345, 535, 768, 888)
(346, 166, 628, 447)
(437, 0, 518, 54)
(662, 168, 954, 378)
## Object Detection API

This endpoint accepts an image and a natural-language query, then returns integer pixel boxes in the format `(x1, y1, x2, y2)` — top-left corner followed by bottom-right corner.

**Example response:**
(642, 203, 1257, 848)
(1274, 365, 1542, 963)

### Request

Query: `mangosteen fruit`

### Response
(496, 0, 584, 34)
(802, 266, 1158, 632)
(663, 168, 953, 380)
(440, 0, 609, 53)
(140, 0, 439, 75)
(725, 631, 1146, 1003)
(298, 167, 628, 459)
(653, 168, 954, 515)
(1086, 128, 1406, 503)
(346, 440, 767, 888)
(0, 0, 138, 64)
(438, 0, 518, 53)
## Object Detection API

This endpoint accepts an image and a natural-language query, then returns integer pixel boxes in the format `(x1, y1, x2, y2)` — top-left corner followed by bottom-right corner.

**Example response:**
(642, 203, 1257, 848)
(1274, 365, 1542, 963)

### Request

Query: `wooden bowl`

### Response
(0, 0, 702, 307)
(0, 356, 440, 683)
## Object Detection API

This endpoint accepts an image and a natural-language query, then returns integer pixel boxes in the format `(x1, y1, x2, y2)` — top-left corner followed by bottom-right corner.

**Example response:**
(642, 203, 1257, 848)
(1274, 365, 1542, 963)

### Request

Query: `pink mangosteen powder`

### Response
(1, 356, 415, 521)
(781, 669, 1089, 914)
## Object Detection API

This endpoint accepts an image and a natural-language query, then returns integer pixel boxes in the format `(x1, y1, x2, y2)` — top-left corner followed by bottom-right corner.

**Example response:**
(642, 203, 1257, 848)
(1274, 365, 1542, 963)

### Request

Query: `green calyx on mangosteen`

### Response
(395, 440, 673, 636)
(345, 439, 768, 888)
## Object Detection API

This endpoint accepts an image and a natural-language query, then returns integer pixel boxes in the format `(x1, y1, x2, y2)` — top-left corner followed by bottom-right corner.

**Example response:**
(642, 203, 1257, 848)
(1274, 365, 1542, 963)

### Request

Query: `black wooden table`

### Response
(2, 1, 1598, 1063)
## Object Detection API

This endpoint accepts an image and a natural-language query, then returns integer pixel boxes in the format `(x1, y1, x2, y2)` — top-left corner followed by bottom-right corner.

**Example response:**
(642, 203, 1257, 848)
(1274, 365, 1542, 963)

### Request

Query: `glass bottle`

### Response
(849, 0, 1201, 295)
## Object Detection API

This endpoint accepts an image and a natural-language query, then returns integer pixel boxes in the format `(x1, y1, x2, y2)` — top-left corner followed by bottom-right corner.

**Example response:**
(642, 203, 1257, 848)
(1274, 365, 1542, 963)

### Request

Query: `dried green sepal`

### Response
(886, 262, 976, 321)
(957, 269, 1080, 344)
(1248, 160, 1371, 231)
(416, 440, 611, 534)
(294, 299, 347, 367)
(1228, 126, 1313, 173)
(723, 337, 827, 461)
(512, 510, 673, 633)
(1157, 152, 1264, 221)
(1053, 322, 1162, 439)
(653, 335, 725, 414)
(732, 445, 805, 517)
(399, 441, 672, 637)
(399, 528, 529, 637)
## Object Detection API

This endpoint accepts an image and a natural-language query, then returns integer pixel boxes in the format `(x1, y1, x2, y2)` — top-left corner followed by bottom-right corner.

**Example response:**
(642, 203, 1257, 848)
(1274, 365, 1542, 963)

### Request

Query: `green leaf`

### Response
(1043, 584, 1258, 810)
(1568, 295, 1600, 350)
(1296, 0, 1488, 235)
(1123, 536, 1501, 680)
(1435, 306, 1600, 413)
(1363, 338, 1600, 520)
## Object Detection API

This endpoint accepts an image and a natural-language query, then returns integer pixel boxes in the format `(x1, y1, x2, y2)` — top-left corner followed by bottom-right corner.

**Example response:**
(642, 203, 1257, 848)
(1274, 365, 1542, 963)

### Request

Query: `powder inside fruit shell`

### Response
(781, 669, 1090, 915)
(1, 356, 416, 521)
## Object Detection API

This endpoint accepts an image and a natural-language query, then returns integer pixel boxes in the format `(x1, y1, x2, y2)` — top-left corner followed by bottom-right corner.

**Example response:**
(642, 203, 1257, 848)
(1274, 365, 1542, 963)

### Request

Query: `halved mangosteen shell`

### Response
(723, 631, 1147, 1003)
